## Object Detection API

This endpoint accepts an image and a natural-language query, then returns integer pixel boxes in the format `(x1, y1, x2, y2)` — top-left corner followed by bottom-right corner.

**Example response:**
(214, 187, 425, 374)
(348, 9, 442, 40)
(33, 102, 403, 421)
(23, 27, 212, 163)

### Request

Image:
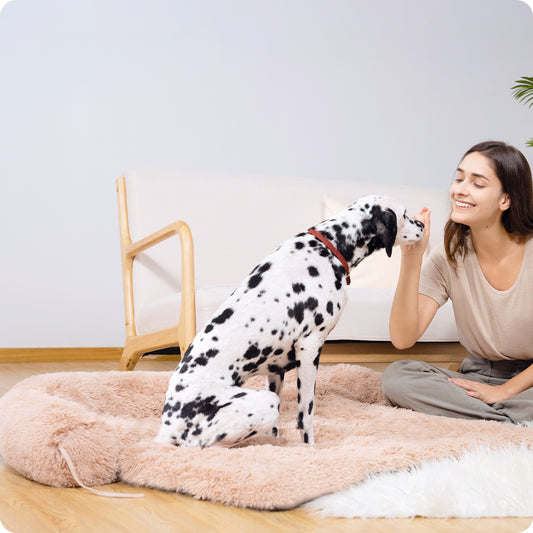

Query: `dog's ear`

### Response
(379, 208, 397, 257)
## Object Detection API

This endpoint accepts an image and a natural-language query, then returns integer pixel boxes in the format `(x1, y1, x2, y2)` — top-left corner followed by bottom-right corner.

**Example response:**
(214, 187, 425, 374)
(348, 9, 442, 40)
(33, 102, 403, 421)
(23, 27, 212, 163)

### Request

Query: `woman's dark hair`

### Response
(444, 141, 533, 265)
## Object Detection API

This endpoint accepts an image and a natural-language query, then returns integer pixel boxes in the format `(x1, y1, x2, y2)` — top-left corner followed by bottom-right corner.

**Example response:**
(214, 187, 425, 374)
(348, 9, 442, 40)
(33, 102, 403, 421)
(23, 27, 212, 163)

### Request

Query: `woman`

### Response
(382, 141, 533, 424)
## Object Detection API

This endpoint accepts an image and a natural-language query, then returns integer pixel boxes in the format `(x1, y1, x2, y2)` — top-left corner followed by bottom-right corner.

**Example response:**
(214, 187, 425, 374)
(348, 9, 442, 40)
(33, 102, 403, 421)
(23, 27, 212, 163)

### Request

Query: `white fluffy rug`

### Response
(304, 445, 533, 518)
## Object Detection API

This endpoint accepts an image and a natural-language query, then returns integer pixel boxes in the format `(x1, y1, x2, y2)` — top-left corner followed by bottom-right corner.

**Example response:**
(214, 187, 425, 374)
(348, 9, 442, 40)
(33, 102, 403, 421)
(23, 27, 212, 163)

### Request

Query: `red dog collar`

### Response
(307, 229, 351, 285)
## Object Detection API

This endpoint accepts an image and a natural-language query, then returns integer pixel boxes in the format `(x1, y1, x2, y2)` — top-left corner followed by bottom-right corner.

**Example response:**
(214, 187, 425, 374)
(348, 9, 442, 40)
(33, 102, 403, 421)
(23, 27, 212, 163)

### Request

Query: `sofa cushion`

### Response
(136, 286, 458, 343)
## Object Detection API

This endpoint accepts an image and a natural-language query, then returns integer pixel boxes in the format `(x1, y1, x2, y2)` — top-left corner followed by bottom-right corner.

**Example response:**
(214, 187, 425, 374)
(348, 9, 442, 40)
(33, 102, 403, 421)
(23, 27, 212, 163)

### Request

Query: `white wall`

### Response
(1, 0, 532, 347)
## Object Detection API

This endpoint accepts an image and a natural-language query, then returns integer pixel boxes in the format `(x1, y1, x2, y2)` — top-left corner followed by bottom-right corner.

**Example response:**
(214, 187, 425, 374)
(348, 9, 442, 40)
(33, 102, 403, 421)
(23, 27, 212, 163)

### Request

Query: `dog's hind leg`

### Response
(295, 340, 323, 445)
(266, 372, 284, 437)
(208, 388, 281, 448)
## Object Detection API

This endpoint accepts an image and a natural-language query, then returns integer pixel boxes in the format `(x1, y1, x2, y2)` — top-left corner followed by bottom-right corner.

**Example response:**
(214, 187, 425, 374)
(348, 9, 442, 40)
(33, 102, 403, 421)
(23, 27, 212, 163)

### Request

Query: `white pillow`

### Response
(322, 195, 423, 289)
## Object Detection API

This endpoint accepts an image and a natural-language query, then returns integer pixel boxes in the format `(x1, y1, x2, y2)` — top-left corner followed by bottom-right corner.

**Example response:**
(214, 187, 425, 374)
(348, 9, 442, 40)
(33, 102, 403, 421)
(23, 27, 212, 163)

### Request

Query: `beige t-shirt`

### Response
(419, 236, 533, 361)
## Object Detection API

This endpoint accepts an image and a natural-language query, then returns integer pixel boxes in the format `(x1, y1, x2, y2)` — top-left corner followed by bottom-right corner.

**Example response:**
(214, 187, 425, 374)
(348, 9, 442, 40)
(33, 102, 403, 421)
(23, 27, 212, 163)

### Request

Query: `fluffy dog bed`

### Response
(1, 365, 533, 510)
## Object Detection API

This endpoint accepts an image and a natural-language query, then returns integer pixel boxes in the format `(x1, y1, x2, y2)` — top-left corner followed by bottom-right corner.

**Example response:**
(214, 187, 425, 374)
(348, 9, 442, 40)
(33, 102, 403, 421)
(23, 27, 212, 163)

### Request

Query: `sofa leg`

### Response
(118, 343, 144, 371)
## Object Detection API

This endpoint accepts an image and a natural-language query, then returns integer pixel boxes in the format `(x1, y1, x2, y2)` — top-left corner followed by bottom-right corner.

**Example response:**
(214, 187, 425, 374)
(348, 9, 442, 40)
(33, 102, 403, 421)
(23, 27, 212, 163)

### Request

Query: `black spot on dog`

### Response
(243, 345, 260, 359)
(249, 262, 272, 289)
(242, 360, 260, 372)
(248, 274, 262, 289)
(297, 411, 304, 429)
(305, 297, 318, 311)
(308, 266, 319, 277)
(288, 345, 296, 362)
(268, 364, 283, 374)
(256, 356, 268, 367)
(180, 395, 232, 422)
(165, 401, 181, 414)
(288, 301, 305, 324)
(292, 282, 305, 294)
(195, 355, 208, 366)
(232, 392, 247, 399)
(293, 301, 305, 323)
(285, 361, 297, 372)
(175, 384, 185, 392)
(212, 308, 234, 325)
(274, 349, 283, 355)
(262, 346, 273, 356)
(304, 432, 309, 443)
(231, 372, 244, 386)
(308, 401, 314, 415)
(295, 241, 305, 250)
(205, 324, 214, 333)
(271, 427, 278, 437)
(259, 262, 272, 274)
(326, 301, 334, 315)
(216, 433, 227, 442)
(314, 313, 324, 326)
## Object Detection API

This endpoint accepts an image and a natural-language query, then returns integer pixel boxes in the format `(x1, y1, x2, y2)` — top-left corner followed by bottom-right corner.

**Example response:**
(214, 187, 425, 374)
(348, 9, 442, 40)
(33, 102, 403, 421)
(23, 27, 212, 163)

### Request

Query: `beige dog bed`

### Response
(1, 365, 532, 510)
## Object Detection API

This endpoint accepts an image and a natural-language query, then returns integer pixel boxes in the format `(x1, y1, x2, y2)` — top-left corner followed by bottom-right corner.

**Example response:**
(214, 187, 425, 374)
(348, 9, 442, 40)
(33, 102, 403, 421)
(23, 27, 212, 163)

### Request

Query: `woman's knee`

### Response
(381, 359, 427, 406)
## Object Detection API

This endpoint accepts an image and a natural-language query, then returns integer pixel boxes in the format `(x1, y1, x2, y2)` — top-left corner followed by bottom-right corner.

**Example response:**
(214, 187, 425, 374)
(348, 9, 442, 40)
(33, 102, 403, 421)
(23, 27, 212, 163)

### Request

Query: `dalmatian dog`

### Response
(155, 195, 424, 448)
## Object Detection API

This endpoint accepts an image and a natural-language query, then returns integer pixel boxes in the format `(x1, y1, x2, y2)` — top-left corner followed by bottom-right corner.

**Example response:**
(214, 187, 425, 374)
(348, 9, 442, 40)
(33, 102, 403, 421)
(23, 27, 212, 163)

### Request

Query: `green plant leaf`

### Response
(512, 76, 533, 108)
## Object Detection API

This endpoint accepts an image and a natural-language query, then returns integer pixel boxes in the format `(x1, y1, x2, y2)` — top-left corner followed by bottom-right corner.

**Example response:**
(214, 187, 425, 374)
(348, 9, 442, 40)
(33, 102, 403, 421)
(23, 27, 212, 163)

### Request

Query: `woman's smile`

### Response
(454, 200, 475, 209)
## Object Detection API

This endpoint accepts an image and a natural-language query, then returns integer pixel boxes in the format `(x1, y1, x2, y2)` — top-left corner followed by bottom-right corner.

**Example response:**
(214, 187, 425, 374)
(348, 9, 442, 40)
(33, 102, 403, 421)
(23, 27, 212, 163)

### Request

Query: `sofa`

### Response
(117, 170, 460, 370)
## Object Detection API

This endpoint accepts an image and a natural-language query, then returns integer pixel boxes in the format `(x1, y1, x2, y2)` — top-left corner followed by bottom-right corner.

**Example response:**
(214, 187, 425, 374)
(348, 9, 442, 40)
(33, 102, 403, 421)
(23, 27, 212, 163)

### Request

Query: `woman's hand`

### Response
(401, 207, 431, 259)
(448, 378, 513, 405)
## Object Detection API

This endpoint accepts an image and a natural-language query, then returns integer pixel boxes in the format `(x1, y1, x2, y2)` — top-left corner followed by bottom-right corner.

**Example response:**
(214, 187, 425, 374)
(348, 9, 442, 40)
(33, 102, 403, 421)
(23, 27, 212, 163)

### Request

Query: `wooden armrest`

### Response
(126, 220, 195, 336)
(127, 221, 193, 258)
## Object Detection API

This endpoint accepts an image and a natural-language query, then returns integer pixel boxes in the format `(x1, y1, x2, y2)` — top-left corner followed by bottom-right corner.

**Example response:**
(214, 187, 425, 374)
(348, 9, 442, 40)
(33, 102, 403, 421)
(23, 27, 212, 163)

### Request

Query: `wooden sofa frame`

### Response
(117, 177, 196, 370)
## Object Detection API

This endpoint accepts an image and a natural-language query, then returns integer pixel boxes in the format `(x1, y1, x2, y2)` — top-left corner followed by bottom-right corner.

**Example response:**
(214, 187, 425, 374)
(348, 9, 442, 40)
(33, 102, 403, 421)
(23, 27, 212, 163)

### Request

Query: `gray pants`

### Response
(381, 355, 533, 424)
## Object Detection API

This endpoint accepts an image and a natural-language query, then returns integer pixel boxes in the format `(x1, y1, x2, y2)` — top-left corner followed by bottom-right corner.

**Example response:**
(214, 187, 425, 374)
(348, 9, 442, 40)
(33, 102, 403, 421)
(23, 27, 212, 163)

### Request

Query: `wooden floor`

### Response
(0, 359, 531, 533)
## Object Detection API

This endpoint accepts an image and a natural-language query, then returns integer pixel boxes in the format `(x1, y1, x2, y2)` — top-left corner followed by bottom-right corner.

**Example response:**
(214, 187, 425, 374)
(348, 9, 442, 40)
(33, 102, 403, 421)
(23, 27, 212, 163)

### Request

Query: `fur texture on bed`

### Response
(1, 365, 533, 511)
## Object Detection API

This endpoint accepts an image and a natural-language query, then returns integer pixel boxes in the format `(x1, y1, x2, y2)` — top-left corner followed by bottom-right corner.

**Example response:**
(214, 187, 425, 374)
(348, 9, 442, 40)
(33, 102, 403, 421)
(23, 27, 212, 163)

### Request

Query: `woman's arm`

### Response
(389, 208, 438, 349)
(449, 363, 533, 404)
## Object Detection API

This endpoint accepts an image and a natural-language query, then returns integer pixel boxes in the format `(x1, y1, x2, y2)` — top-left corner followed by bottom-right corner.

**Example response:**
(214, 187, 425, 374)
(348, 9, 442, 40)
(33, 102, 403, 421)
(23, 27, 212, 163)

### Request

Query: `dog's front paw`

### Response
(300, 429, 315, 445)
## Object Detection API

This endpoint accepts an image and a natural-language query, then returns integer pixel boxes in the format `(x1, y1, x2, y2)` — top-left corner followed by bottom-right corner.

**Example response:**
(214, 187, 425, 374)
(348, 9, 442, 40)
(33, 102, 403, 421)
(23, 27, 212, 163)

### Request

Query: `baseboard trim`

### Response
(0, 342, 467, 365)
